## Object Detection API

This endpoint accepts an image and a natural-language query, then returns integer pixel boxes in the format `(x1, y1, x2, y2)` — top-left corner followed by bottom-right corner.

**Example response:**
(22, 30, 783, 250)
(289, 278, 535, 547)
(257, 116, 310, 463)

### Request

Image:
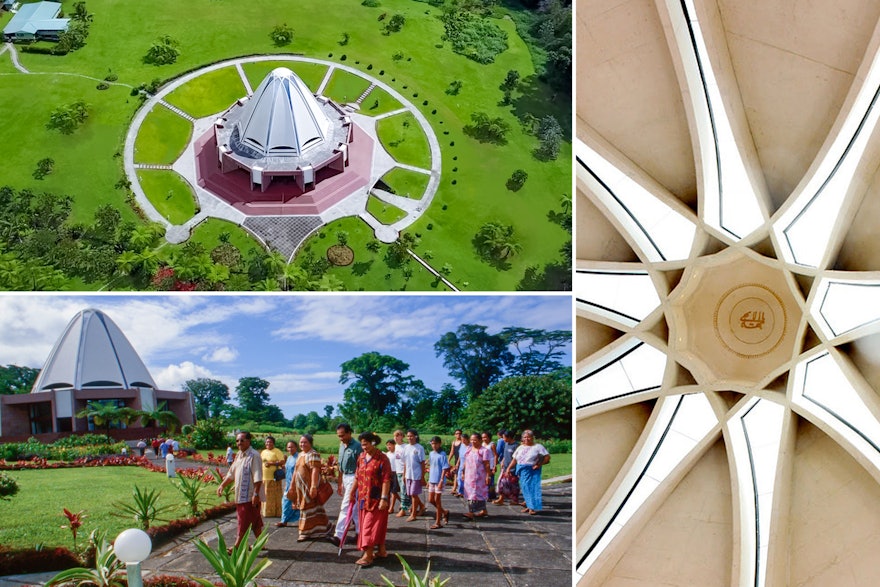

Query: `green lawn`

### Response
(380, 167, 430, 200)
(188, 218, 264, 259)
(0, 467, 227, 549)
(0, 0, 571, 291)
(367, 194, 408, 225)
(134, 105, 192, 164)
(296, 217, 452, 291)
(164, 66, 246, 118)
(136, 169, 198, 224)
(376, 111, 431, 169)
(241, 60, 329, 93)
(357, 85, 403, 116)
(322, 68, 371, 105)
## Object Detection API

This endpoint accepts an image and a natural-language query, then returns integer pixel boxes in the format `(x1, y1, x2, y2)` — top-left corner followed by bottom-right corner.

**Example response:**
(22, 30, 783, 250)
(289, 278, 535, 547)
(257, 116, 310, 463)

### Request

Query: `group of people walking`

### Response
(218, 424, 552, 566)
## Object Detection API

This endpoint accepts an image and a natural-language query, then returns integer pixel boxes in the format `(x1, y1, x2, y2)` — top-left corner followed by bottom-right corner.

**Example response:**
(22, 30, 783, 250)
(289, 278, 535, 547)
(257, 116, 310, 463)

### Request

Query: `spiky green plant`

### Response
(212, 467, 234, 503)
(112, 485, 176, 530)
(191, 525, 271, 587)
(367, 554, 450, 587)
(46, 531, 125, 587)
(172, 474, 207, 516)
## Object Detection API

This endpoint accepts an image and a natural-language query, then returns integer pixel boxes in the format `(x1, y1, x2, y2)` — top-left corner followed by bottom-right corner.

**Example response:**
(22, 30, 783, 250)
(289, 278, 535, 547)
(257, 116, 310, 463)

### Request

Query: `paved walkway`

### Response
(0, 475, 571, 587)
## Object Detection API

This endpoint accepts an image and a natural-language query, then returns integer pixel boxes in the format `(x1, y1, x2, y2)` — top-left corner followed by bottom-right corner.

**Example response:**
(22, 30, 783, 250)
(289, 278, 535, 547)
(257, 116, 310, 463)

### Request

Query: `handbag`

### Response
(273, 468, 285, 482)
(316, 480, 334, 504)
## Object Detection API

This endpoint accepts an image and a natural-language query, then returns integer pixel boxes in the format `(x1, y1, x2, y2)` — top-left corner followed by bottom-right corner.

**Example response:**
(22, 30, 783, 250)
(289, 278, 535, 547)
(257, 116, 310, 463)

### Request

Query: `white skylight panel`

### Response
(576, 394, 717, 577)
(574, 270, 661, 329)
(661, 0, 765, 240)
(575, 340, 665, 409)
(732, 398, 784, 587)
(773, 39, 880, 267)
(811, 277, 880, 338)
(793, 353, 880, 471)
(576, 138, 696, 262)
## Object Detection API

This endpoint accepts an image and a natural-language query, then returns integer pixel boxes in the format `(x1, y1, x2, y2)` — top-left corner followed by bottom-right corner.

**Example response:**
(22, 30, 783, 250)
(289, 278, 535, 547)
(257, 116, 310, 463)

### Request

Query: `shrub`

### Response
(33, 157, 55, 180)
(464, 112, 509, 145)
(0, 472, 18, 501)
(367, 63, 373, 70)
(340, 54, 347, 61)
(96, 82, 109, 90)
(104, 73, 118, 82)
(190, 418, 227, 449)
(361, 0, 380, 5)
(144, 35, 180, 66)
(506, 169, 528, 191)
(270, 23, 294, 47)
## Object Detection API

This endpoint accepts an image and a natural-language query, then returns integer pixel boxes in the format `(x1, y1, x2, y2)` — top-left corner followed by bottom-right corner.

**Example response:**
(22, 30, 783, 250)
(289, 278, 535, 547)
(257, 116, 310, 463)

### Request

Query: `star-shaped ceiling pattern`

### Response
(577, 0, 880, 585)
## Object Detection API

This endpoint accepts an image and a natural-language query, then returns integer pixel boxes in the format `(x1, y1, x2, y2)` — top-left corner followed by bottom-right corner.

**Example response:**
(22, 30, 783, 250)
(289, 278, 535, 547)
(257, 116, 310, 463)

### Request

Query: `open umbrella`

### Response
(338, 495, 357, 556)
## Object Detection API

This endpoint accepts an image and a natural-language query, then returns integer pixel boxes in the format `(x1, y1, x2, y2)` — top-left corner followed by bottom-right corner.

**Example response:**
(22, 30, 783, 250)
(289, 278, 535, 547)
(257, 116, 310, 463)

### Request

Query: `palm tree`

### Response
(136, 407, 181, 433)
(116, 250, 139, 275)
(281, 263, 307, 291)
(76, 402, 140, 436)
(263, 250, 287, 279)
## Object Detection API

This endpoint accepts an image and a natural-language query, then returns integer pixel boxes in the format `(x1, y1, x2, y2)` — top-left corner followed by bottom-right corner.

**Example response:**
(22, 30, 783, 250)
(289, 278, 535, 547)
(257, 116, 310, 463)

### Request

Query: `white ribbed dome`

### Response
(233, 67, 332, 157)
(32, 309, 156, 392)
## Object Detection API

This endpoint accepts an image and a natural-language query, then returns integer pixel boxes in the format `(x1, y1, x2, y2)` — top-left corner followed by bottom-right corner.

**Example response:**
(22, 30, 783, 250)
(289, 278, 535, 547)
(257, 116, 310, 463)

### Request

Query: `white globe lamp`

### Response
(114, 528, 152, 587)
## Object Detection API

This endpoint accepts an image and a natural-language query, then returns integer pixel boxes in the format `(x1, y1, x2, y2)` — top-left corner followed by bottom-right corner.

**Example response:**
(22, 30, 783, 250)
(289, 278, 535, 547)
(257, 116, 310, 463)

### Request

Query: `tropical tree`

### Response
(76, 402, 139, 436)
(339, 352, 418, 428)
(0, 364, 39, 394)
(136, 406, 181, 432)
(144, 35, 180, 65)
(235, 377, 272, 414)
(474, 222, 522, 261)
(501, 327, 572, 376)
(434, 324, 512, 398)
(183, 378, 230, 420)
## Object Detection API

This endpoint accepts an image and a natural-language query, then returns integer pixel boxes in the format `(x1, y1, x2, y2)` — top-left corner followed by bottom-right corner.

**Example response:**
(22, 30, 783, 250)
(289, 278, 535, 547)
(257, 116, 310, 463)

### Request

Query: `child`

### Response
(427, 436, 450, 529)
(384, 439, 401, 513)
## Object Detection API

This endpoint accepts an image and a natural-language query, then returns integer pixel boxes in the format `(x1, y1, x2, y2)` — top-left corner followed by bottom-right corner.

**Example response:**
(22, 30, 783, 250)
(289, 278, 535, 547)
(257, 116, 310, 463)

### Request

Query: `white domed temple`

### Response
(0, 309, 194, 441)
(215, 67, 354, 193)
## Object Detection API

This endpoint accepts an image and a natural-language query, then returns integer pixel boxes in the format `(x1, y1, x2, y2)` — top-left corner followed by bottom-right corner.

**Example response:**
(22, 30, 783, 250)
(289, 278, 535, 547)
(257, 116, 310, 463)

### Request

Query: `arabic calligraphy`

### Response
(739, 310, 765, 330)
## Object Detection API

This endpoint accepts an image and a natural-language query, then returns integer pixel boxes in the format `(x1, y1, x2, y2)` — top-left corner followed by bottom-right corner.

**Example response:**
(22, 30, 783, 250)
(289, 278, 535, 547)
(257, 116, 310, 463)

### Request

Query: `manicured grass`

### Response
(296, 216, 451, 291)
(542, 453, 571, 480)
(164, 66, 246, 118)
(189, 217, 265, 259)
(322, 68, 371, 104)
(136, 169, 198, 224)
(0, 467, 226, 549)
(367, 194, 408, 225)
(0, 75, 139, 226)
(241, 60, 329, 92)
(380, 167, 430, 200)
(376, 111, 431, 169)
(134, 105, 192, 164)
(357, 85, 403, 116)
(1, 0, 571, 291)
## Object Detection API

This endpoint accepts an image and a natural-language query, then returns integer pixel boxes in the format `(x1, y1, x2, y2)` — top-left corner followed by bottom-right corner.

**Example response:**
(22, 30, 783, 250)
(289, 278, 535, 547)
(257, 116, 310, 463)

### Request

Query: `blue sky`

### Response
(0, 294, 572, 417)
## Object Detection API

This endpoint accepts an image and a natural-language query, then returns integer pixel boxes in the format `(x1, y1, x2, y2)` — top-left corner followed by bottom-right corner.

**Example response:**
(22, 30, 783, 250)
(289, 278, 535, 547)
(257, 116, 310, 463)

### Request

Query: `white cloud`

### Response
(203, 346, 239, 363)
(154, 361, 218, 391)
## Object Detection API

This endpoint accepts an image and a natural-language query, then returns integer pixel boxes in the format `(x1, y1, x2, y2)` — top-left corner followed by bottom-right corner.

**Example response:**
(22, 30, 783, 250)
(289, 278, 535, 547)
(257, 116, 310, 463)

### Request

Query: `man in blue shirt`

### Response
(331, 423, 362, 546)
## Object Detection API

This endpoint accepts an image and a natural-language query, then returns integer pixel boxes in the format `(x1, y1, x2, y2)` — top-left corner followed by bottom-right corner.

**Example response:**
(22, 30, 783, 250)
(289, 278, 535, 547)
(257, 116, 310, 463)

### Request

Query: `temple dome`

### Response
(233, 67, 332, 158)
(32, 309, 157, 392)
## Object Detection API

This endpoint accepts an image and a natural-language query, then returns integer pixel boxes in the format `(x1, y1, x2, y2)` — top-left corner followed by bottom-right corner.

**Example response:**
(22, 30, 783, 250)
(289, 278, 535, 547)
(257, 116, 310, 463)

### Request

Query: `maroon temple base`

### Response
(194, 123, 375, 216)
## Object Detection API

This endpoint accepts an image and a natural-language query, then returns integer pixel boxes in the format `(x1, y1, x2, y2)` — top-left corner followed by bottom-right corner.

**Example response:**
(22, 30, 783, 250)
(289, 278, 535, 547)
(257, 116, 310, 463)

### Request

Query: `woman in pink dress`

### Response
(461, 432, 491, 519)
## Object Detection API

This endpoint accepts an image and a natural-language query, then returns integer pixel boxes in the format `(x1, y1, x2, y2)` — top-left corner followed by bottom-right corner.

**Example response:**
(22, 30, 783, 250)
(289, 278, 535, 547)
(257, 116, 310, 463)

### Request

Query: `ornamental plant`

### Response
(46, 531, 125, 587)
(0, 471, 19, 501)
(113, 485, 175, 530)
(60, 508, 86, 550)
(191, 526, 271, 587)
(366, 554, 450, 587)
(172, 474, 207, 516)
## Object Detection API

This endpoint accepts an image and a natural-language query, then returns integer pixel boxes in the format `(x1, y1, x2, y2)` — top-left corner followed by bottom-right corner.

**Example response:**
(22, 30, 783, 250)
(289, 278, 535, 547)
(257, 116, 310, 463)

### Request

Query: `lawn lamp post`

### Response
(114, 528, 152, 587)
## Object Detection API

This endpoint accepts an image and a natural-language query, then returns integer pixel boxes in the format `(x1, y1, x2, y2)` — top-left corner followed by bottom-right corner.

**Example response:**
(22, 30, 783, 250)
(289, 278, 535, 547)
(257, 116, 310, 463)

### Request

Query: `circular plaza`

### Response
(124, 56, 441, 259)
